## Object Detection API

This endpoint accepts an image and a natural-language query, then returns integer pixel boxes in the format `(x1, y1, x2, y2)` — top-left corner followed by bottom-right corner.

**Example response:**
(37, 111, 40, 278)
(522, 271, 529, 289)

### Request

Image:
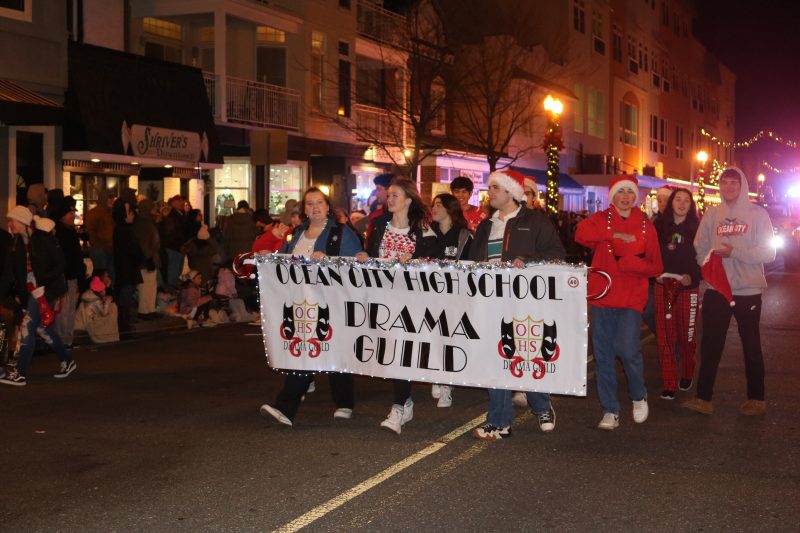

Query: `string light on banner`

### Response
(761, 160, 800, 174)
(700, 128, 800, 149)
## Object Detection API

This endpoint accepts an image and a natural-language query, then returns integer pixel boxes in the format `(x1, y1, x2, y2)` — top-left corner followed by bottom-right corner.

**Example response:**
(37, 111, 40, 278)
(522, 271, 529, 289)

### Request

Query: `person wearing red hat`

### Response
(470, 169, 565, 440)
(575, 175, 663, 430)
(684, 167, 775, 416)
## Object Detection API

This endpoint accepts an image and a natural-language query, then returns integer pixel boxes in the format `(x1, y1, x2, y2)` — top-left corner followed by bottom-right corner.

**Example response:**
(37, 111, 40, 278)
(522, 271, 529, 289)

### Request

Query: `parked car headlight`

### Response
(771, 234, 785, 249)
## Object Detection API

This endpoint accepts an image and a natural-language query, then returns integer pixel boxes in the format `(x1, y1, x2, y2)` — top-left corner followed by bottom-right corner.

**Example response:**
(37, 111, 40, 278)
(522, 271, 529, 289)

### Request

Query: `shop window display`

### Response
(269, 166, 302, 215)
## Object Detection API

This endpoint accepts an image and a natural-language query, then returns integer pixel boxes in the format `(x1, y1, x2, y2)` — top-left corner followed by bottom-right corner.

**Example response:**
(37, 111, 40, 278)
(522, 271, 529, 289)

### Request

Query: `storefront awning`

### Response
(63, 42, 222, 168)
(0, 79, 63, 125)
(512, 166, 584, 191)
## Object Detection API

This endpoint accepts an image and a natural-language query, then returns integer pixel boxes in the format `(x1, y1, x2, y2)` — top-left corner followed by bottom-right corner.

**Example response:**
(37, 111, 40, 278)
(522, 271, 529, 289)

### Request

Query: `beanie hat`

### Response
(523, 177, 538, 200)
(608, 175, 639, 202)
(33, 215, 56, 233)
(197, 224, 210, 240)
(90, 276, 105, 293)
(7, 205, 33, 226)
(488, 170, 527, 203)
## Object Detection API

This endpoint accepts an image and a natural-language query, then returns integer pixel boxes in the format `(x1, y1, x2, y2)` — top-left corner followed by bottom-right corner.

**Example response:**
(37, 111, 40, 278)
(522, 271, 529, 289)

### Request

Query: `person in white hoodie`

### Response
(683, 167, 775, 416)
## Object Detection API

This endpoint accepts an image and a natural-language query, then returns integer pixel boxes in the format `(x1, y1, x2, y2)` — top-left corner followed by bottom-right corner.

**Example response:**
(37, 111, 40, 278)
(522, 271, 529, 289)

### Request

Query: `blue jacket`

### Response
(280, 218, 363, 257)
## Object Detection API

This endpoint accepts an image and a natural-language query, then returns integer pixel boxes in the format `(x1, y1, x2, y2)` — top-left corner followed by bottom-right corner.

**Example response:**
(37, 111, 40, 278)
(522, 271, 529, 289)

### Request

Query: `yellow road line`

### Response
(273, 413, 487, 533)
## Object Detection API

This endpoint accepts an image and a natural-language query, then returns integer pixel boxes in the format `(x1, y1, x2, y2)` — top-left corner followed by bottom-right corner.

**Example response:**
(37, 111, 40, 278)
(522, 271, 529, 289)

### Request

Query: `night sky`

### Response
(694, 1, 800, 186)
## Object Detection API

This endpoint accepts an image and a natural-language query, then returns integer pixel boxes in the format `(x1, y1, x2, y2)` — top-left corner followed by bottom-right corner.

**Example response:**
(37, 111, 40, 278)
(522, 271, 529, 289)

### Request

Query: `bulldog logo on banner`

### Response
(499, 317, 559, 380)
(280, 301, 332, 358)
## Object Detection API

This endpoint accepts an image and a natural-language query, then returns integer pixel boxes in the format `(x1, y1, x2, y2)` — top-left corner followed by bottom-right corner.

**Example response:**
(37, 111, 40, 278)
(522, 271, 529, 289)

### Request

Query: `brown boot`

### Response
(682, 397, 713, 415)
(739, 399, 766, 416)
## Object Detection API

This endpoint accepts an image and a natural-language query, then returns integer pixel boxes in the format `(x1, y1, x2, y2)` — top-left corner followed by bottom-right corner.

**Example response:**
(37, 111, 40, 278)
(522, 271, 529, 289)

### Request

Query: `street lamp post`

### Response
(696, 150, 708, 213)
(757, 172, 766, 202)
(543, 94, 564, 216)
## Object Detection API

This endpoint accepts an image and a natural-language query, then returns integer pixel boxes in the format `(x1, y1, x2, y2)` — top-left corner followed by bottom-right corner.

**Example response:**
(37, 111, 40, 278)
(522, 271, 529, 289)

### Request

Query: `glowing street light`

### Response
(543, 94, 564, 215)
(696, 150, 709, 213)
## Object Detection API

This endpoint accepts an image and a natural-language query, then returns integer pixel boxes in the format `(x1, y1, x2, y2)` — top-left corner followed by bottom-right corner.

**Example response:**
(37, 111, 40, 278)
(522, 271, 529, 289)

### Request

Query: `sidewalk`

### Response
(71, 312, 253, 349)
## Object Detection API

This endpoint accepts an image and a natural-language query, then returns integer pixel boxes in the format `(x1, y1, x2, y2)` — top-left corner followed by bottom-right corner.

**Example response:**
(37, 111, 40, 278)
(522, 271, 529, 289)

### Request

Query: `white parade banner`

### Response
(255, 255, 588, 396)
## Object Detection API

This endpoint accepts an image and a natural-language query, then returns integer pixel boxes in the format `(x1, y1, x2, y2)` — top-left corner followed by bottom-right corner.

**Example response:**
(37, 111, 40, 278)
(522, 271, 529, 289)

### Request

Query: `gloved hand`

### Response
(31, 286, 56, 328)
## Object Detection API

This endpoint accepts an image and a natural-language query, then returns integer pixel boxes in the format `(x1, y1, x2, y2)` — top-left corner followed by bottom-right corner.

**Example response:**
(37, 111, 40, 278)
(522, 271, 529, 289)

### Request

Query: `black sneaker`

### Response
(53, 360, 77, 379)
(660, 390, 676, 400)
(536, 405, 556, 432)
(679, 378, 693, 391)
(472, 424, 511, 440)
(0, 369, 26, 386)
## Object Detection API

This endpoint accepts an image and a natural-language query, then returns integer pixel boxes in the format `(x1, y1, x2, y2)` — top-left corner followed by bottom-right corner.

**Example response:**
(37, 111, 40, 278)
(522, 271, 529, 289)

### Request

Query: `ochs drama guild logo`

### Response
(498, 317, 559, 380)
(279, 301, 332, 357)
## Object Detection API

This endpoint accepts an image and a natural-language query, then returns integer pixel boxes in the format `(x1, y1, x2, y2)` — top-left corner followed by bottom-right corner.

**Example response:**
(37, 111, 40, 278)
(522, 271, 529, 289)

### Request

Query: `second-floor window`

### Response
(573, 0, 585, 33)
(574, 83, 584, 133)
(621, 102, 638, 147)
(338, 59, 351, 117)
(675, 125, 684, 159)
(256, 26, 287, 86)
(0, 0, 31, 21)
(142, 17, 183, 63)
(588, 88, 605, 138)
(650, 114, 666, 155)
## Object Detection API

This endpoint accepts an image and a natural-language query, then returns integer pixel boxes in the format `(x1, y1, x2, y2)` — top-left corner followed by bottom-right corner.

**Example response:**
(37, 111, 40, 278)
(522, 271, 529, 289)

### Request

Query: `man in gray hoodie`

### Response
(684, 167, 775, 416)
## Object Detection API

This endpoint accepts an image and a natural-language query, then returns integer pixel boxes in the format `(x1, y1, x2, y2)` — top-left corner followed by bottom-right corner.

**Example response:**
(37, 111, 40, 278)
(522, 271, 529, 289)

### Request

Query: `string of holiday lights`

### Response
(544, 117, 563, 216)
(761, 160, 800, 174)
(700, 128, 800, 149)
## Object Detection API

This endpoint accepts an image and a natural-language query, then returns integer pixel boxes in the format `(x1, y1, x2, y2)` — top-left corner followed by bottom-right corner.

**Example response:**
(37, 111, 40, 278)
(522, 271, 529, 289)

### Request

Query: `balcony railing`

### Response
(353, 103, 405, 145)
(203, 72, 300, 130)
(357, 0, 406, 47)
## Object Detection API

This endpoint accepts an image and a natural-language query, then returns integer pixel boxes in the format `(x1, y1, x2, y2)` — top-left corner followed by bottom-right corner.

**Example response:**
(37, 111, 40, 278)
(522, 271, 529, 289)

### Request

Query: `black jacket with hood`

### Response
(0, 230, 67, 302)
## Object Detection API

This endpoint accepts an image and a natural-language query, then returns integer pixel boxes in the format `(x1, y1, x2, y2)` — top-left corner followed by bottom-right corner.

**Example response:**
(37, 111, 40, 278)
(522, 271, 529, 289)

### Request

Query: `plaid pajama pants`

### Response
(654, 284, 698, 391)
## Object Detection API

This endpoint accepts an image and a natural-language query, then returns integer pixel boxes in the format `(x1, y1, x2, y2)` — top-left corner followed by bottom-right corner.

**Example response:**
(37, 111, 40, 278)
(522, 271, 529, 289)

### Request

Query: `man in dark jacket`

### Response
(113, 201, 144, 333)
(222, 201, 257, 261)
(132, 199, 161, 317)
(161, 195, 187, 288)
(470, 170, 565, 440)
(53, 197, 85, 347)
(0, 206, 74, 386)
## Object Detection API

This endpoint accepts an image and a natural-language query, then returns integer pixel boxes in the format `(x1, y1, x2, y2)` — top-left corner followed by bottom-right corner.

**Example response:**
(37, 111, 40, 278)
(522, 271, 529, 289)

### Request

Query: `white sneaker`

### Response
(307, 381, 316, 394)
(598, 412, 619, 430)
(402, 397, 414, 424)
(632, 399, 649, 423)
(333, 408, 352, 419)
(380, 405, 404, 434)
(431, 384, 441, 399)
(512, 391, 528, 408)
(259, 404, 292, 426)
(437, 386, 452, 408)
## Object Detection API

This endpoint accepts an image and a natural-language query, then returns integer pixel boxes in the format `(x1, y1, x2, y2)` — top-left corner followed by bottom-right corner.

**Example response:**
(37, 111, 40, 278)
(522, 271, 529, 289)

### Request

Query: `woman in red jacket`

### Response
(575, 176, 663, 430)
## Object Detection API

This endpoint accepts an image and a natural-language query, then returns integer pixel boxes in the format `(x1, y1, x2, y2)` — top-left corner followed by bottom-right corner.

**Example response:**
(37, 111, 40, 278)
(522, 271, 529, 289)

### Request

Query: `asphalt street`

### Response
(1, 270, 798, 532)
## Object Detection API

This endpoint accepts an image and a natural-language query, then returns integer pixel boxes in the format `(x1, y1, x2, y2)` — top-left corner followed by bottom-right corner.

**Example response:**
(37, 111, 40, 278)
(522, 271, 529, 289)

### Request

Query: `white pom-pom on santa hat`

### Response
(608, 174, 639, 202)
(488, 170, 527, 203)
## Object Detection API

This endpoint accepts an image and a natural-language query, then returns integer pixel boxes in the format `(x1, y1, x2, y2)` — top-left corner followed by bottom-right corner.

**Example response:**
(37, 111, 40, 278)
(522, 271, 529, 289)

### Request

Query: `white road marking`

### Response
(273, 413, 487, 533)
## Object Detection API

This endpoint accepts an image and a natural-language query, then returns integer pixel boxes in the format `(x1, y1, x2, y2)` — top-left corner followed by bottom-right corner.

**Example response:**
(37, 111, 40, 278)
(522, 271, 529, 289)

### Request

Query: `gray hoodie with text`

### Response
(694, 168, 775, 296)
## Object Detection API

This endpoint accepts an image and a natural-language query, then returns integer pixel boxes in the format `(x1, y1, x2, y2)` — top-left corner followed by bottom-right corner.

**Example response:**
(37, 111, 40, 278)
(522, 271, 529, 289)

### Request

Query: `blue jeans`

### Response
(166, 249, 185, 289)
(487, 388, 550, 427)
(591, 306, 647, 415)
(15, 295, 71, 376)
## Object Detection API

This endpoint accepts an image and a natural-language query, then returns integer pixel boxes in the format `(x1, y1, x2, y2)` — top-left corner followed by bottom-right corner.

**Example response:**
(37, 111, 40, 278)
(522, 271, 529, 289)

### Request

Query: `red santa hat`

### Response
(700, 251, 735, 306)
(488, 170, 527, 203)
(608, 175, 639, 202)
